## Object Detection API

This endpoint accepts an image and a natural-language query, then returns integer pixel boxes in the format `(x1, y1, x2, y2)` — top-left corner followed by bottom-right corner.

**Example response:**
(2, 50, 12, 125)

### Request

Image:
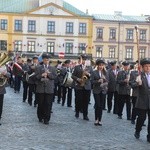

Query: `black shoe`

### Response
(44, 120, 49, 125)
(28, 102, 32, 106)
(103, 108, 107, 111)
(107, 110, 111, 113)
(23, 100, 26, 102)
(131, 120, 135, 124)
(51, 111, 53, 113)
(75, 112, 79, 118)
(83, 116, 89, 121)
(98, 122, 102, 126)
(62, 103, 64, 106)
(143, 124, 146, 127)
(147, 135, 150, 143)
(94, 122, 98, 126)
(67, 106, 72, 107)
(34, 104, 36, 107)
(57, 101, 60, 104)
(39, 119, 43, 123)
(134, 132, 140, 139)
(118, 116, 122, 119)
(14, 91, 16, 93)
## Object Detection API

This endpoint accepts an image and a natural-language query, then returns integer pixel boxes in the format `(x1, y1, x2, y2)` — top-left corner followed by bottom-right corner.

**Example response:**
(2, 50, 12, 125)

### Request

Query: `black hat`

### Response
(96, 59, 105, 65)
(64, 59, 71, 64)
(122, 61, 129, 66)
(33, 55, 38, 59)
(57, 60, 62, 64)
(27, 58, 32, 63)
(140, 58, 150, 66)
(110, 61, 117, 66)
(79, 54, 87, 60)
(42, 53, 50, 59)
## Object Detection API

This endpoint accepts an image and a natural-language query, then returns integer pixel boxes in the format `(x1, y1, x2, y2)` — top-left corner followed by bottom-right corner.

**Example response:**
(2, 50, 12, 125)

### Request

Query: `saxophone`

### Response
(80, 66, 89, 87)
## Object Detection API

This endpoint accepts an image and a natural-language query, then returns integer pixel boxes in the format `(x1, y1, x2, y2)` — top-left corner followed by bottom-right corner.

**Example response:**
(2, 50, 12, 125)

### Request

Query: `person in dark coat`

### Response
(134, 58, 150, 143)
(117, 61, 131, 120)
(27, 56, 39, 106)
(72, 54, 93, 121)
(91, 59, 108, 126)
(0, 70, 10, 125)
(107, 61, 119, 114)
(35, 53, 57, 125)
(12, 56, 23, 93)
(60, 59, 73, 107)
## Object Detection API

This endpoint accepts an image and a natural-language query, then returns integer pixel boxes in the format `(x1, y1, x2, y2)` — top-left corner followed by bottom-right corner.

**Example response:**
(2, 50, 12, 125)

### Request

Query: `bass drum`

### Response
(63, 72, 73, 87)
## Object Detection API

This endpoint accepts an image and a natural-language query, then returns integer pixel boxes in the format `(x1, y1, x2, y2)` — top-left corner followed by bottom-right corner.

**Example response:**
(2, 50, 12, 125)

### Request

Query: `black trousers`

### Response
(131, 96, 137, 121)
(28, 84, 37, 105)
(0, 94, 4, 119)
(93, 92, 105, 121)
(75, 88, 90, 117)
(37, 93, 53, 122)
(14, 76, 22, 92)
(57, 84, 62, 103)
(62, 86, 72, 106)
(23, 81, 29, 101)
(107, 91, 119, 114)
(136, 109, 150, 138)
(118, 94, 131, 119)
(103, 94, 106, 110)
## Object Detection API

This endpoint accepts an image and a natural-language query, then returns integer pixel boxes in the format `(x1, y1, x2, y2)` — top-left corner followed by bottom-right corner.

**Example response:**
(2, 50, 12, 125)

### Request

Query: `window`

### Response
(14, 20, 22, 31)
(96, 47, 102, 58)
(47, 42, 55, 53)
(79, 23, 86, 34)
(109, 29, 116, 40)
(65, 43, 73, 54)
(1, 19, 7, 30)
(96, 28, 103, 39)
(109, 48, 115, 58)
(27, 41, 35, 52)
(0, 40, 7, 51)
(78, 43, 86, 54)
(127, 29, 133, 40)
(126, 48, 133, 59)
(140, 30, 146, 41)
(14, 41, 22, 51)
(28, 20, 36, 32)
(66, 22, 73, 33)
(47, 21, 55, 33)
(139, 48, 145, 58)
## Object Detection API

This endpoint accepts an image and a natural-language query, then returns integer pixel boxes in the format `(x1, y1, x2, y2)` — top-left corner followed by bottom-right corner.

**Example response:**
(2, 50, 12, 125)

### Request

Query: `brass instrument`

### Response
(0, 52, 12, 86)
(63, 71, 73, 87)
(80, 67, 89, 87)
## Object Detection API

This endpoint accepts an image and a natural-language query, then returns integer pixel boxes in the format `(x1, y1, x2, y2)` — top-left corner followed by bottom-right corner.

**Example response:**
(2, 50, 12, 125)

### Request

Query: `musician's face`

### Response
(111, 65, 117, 70)
(143, 64, 150, 73)
(98, 63, 104, 70)
(43, 58, 49, 65)
(123, 65, 129, 70)
(33, 58, 38, 64)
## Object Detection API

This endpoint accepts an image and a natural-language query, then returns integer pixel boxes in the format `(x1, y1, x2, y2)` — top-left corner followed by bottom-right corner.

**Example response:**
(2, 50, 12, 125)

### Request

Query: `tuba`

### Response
(0, 52, 11, 87)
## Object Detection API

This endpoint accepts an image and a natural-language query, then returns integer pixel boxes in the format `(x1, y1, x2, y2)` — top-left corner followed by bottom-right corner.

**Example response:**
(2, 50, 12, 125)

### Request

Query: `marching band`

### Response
(0, 52, 150, 143)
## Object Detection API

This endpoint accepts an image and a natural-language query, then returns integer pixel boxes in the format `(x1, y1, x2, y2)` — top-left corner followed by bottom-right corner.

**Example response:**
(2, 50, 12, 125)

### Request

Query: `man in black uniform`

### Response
(72, 54, 92, 120)
(60, 60, 72, 107)
(35, 53, 56, 124)
(117, 61, 131, 120)
(107, 61, 119, 114)
(28, 56, 39, 106)
(134, 58, 150, 143)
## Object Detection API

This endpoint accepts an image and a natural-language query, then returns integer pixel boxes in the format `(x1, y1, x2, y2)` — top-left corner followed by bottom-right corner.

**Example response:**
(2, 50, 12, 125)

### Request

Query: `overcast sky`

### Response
(64, 0, 150, 16)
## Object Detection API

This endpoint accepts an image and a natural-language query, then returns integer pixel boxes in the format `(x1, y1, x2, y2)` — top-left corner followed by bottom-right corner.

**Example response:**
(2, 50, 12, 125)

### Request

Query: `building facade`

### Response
(92, 12, 150, 62)
(0, 0, 93, 59)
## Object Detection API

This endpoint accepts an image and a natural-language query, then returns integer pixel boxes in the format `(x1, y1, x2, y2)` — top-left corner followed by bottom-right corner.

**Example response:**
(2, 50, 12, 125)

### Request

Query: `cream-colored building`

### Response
(92, 12, 150, 62)
(0, 0, 93, 59)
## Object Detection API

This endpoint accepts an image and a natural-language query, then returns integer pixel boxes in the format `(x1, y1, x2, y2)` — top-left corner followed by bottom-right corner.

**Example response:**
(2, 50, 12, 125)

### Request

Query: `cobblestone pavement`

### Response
(0, 87, 149, 150)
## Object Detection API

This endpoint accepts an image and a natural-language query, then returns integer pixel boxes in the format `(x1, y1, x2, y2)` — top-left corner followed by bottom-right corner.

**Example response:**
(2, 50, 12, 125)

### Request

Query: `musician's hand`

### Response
(84, 71, 90, 76)
(77, 78, 83, 83)
(1, 71, 7, 76)
(138, 80, 142, 85)
(98, 79, 103, 83)
(42, 72, 47, 78)
(124, 79, 129, 83)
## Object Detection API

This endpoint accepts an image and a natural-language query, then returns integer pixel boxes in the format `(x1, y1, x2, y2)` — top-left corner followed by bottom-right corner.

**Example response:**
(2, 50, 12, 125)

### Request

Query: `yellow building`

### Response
(92, 12, 150, 62)
(0, 0, 93, 60)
